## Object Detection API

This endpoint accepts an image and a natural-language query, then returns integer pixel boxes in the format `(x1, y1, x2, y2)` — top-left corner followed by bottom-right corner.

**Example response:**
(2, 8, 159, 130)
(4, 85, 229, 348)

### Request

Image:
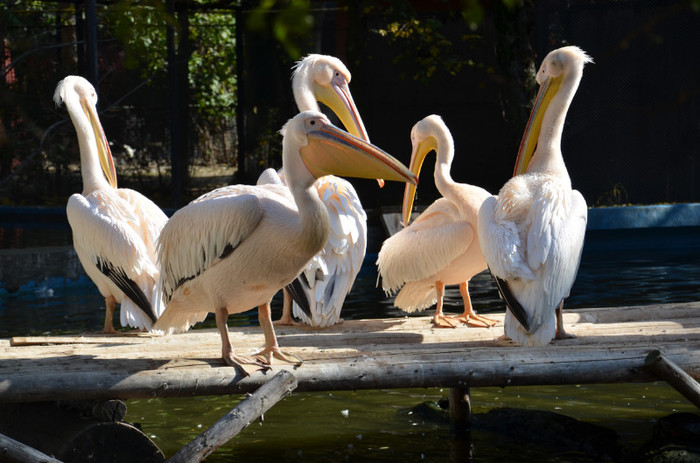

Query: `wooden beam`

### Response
(0, 303, 699, 404)
(166, 370, 297, 462)
(448, 386, 471, 435)
(645, 349, 700, 409)
(0, 432, 63, 463)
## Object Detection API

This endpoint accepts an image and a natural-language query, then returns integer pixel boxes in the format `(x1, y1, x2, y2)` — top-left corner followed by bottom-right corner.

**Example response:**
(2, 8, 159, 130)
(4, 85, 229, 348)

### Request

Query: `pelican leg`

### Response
(451, 282, 498, 328)
(101, 296, 118, 334)
(255, 302, 303, 366)
(273, 289, 302, 326)
(216, 307, 267, 376)
(433, 281, 459, 328)
(554, 300, 575, 340)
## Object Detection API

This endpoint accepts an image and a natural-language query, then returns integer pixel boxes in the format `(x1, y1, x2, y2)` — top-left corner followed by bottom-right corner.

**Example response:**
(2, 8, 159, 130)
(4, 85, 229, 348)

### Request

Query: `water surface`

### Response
(1, 226, 699, 461)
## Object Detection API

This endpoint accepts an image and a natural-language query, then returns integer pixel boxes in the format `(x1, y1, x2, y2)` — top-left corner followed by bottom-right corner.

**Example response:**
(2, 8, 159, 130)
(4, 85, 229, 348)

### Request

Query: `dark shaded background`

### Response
(1, 0, 698, 211)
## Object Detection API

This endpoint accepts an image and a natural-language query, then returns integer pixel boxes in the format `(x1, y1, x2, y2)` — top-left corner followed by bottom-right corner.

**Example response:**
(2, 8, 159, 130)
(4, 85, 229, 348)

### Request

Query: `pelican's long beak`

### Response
(402, 136, 437, 227)
(513, 74, 563, 176)
(315, 74, 385, 188)
(301, 123, 417, 186)
(82, 98, 117, 188)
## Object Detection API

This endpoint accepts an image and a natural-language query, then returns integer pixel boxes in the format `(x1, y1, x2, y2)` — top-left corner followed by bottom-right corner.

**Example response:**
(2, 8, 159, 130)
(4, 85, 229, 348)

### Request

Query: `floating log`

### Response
(166, 370, 297, 463)
(645, 349, 700, 409)
(0, 432, 63, 463)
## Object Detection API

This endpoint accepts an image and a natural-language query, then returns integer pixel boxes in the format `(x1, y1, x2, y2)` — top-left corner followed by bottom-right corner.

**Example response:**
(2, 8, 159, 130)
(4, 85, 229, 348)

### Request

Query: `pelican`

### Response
(55, 75, 167, 333)
(478, 46, 592, 346)
(377, 115, 497, 328)
(258, 54, 371, 328)
(153, 111, 416, 374)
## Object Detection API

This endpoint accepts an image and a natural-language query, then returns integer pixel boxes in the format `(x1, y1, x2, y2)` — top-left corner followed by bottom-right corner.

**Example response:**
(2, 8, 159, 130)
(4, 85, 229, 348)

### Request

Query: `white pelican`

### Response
(55, 75, 167, 333)
(478, 46, 592, 346)
(153, 111, 416, 374)
(259, 54, 371, 328)
(377, 115, 496, 328)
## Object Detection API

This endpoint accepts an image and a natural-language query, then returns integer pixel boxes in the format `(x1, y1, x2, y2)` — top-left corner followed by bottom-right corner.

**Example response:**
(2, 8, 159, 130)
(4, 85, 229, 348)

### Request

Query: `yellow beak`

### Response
(300, 123, 417, 186)
(83, 98, 117, 188)
(513, 74, 563, 176)
(402, 136, 437, 227)
(314, 74, 385, 188)
(314, 75, 369, 142)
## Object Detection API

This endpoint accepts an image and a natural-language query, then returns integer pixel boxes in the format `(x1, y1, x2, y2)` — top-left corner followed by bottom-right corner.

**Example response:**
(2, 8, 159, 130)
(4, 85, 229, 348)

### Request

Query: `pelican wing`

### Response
(67, 191, 159, 322)
(158, 192, 264, 302)
(116, 188, 169, 255)
(538, 189, 588, 301)
(478, 185, 536, 282)
(378, 198, 471, 293)
(293, 176, 367, 326)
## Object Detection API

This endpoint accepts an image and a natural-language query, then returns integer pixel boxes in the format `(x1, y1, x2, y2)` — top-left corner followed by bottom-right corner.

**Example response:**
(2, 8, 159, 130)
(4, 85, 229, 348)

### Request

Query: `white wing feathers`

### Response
(67, 192, 158, 281)
(378, 199, 471, 294)
(158, 192, 264, 302)
(478, 183, 535, 282)
(67, 189, 167, 329)
(293, 176, 367, 326)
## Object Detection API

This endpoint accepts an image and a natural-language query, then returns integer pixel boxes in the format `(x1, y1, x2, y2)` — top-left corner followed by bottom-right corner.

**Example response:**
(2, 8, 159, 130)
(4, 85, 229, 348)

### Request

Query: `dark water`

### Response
(1, 225, 699, 461)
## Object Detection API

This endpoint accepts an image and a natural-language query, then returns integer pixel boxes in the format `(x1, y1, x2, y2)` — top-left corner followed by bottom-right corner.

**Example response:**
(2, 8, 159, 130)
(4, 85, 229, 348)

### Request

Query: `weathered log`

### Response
(166, 370, 298, 463)
(0, 302, 699, 403)
(0, 432, 63, 463)
(645, 349, 700, 409)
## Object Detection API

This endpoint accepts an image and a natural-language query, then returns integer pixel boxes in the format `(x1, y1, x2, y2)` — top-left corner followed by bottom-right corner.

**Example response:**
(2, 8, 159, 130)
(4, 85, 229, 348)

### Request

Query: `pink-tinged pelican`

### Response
(258, 54, 371, 328)
(478, 46, 592, 346)
(377, 115, 497, 328)
(153, 111, 416, 374)
(55, 76, 167, 333)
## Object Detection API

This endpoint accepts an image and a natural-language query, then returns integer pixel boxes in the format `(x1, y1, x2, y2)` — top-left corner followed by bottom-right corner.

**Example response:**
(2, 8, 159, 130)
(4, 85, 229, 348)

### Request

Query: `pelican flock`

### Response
(257, 54, 370, 328)
(153, 111, 416, 374)
(52, 44, 591, 362)
(478, 46, 592, 346)
(377, 115, 497, 328)
(55, 76, 167, 333)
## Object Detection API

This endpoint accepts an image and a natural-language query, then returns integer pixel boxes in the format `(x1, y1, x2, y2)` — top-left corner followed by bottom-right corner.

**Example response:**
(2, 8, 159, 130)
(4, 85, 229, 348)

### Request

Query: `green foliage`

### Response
(366, 0, 491, 83)
(189, 11, 237, 119)
(103, 1, 172, 72)
(246, 0, 313, 60)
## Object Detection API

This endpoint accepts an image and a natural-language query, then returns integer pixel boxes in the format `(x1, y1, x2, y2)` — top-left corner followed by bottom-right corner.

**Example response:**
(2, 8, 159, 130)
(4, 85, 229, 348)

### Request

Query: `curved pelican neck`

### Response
(432, 128, 457, 200)
(66, 97, 112, 195)
(528, 65, 584, 178)
(292, 67, 320, 112)
(282, 136, 331, 254)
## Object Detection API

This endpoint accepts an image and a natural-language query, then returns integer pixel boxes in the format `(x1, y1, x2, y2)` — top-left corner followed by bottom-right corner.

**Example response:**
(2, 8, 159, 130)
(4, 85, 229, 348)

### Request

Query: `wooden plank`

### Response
(166, 370, 297, 463)
(0, 301, 698, 404)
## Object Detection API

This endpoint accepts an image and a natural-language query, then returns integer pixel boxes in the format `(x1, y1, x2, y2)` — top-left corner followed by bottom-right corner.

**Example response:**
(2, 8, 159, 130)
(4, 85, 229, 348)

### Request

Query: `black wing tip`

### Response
(285, 275, 311, 319)
(488, 267, 531, 332)
(96, 259, 158, 324)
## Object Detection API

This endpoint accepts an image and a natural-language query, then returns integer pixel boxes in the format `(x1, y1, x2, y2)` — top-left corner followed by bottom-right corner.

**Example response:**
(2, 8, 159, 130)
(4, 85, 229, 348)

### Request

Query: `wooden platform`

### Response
(1, 301, 699, 404)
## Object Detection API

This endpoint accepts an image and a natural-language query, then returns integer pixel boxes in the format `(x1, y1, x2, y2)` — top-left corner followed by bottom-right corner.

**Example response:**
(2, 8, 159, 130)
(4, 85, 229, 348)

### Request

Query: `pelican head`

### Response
(401, 115, 451, 226)
(292, 54, 369, 143)
(281, 110, 416, 188)
(54, 76, 117, 189)
(513, 46, 593, 176)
